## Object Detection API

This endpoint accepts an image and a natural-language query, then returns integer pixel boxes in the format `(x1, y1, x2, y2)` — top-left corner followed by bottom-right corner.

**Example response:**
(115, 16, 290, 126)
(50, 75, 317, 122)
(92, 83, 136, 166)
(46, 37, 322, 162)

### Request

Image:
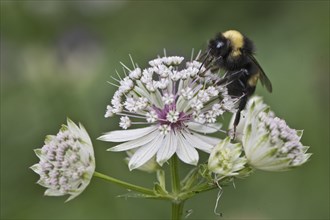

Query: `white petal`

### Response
(108, 130, 158, 152)
(156, 132, 177, 166)
(256, 158, 291, 171)
(151, 89, 164, 108)
(128, 133, 164, 170)
(176, 95, 188, 112)
(176, 134, 199, 165)
(65, 192, 81, 202)
(30, 164, 42, 175)
(191, 132, 221, 146)
(98, 126, 157, 142)
(183, 132, 214, 153)
(44, 189, 66, 197)
(134, 82, 154, 104)
(78, 122, 93, 146)
(187, 122, 222, 134)
(66, 118, 81, 134)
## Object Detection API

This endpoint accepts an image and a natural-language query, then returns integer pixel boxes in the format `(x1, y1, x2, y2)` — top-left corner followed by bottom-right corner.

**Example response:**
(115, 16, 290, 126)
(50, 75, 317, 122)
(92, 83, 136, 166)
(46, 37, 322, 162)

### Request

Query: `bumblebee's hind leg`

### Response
(232, 94, 248, 140)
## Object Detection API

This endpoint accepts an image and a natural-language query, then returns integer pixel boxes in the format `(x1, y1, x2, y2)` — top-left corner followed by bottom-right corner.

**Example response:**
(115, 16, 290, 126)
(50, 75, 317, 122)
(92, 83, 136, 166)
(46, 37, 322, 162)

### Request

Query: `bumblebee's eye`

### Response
(216, 42, 224, 49)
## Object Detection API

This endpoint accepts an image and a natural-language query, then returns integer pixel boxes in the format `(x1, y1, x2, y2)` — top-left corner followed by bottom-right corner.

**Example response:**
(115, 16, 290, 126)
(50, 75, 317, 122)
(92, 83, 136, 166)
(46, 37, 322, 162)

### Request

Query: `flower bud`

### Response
(208, 137, 247, 177)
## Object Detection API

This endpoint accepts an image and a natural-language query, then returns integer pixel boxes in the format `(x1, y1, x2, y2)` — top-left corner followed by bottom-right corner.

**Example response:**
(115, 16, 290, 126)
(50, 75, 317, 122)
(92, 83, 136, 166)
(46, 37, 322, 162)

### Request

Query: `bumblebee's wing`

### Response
(248, 54, 273, 93)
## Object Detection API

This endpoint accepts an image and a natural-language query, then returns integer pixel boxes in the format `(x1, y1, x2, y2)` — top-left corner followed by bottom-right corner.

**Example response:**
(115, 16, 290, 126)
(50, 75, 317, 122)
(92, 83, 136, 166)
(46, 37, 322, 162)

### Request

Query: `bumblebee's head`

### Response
(208, 33, 230, 59)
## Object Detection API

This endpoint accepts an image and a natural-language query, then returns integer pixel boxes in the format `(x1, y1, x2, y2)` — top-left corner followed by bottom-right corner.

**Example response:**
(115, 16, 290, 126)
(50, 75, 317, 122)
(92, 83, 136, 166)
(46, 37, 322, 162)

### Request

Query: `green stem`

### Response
(170, 155, 184, 220)
(170, 155, 180, 194)
(171, 202, 184, 220)
(93, 171, 155, 196)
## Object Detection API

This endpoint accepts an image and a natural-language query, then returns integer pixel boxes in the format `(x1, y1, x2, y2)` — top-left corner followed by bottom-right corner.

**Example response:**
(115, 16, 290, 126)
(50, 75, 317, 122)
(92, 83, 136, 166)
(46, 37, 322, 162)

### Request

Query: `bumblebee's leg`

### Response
(232, 93, 248, 140)
(217, 69, 248, 86)
(198, 56, 214, 76)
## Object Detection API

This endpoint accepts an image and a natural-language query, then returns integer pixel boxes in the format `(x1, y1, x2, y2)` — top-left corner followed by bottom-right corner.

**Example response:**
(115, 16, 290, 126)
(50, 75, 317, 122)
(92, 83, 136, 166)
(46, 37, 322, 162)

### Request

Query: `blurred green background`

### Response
(1, 1, 329, 219)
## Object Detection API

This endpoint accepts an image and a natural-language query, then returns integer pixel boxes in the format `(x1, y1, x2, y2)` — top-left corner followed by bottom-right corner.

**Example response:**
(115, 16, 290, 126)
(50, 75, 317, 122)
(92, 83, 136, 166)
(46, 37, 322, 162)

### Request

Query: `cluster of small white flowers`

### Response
(146, 110, 158, 123)
(128, 67, 142, 79)
(119, 116, 131, 129)
(99, 55, 238, 169)
(257, 112, 308, 166)
(162, 93, 175, 105)
(31, 119, 95, 201)
(104, 56, 232, 131)
(149, 56, 184, 66)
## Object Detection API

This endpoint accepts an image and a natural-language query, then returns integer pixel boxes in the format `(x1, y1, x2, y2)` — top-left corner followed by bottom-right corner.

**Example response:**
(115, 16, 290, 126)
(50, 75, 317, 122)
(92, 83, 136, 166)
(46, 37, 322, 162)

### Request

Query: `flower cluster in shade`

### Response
(31, 119, 95, 201)
(238, 96, 311, 171)
(99, 55, 239, 170)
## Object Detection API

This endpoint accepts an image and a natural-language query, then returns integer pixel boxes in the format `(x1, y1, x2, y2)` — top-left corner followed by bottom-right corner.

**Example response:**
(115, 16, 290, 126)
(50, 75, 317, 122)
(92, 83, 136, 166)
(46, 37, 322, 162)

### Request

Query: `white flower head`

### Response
(31, 118, 95, 202)
(208, 137, 247, 177)
(239, 96, 312, 171)
(99, 55, 233, 170)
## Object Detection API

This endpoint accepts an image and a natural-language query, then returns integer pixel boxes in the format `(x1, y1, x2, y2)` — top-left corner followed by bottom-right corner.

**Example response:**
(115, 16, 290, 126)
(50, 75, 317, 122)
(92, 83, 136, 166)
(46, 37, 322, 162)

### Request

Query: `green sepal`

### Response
(296, 130, 304, 138)
(153, 182, 168, 196)
(60, 124, 68, 132)
(181, 167, 200, 191)
(156, 169, 166, 191)
(44, 135, 55, 144)
(198, 164, 213, 182)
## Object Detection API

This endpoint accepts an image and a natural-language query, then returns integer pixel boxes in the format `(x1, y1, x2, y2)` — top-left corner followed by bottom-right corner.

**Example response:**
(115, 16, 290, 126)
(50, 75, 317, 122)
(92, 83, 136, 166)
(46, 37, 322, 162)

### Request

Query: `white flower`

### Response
(129, 67, 142, 79)
(238, 96, 311, 171)
(119, 116, 131, 129)
(30, 118, 95, 202)
(104, 105, 114, 118)
(162, 93, 175, 105)
(208, 137, 247, 177)
(99, 55, 233, 170)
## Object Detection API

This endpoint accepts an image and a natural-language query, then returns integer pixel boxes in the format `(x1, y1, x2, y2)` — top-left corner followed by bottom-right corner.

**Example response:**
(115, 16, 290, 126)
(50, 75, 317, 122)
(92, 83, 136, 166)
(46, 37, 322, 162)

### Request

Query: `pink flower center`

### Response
(153, 103, 191, 131)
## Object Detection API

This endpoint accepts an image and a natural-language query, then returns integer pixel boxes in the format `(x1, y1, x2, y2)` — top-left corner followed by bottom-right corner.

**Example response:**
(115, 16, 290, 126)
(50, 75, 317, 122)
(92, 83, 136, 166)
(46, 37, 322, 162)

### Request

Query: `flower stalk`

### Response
(93, 171, 155, 196)
(170, 155, 180, 195)
(172, 202, 184, 220)
(170, 155, 184, 220)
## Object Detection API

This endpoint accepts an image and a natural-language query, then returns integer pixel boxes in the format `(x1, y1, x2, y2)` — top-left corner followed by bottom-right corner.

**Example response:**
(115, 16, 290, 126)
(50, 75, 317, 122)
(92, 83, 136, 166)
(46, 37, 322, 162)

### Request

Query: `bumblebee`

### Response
(201, 30, 272, 138)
